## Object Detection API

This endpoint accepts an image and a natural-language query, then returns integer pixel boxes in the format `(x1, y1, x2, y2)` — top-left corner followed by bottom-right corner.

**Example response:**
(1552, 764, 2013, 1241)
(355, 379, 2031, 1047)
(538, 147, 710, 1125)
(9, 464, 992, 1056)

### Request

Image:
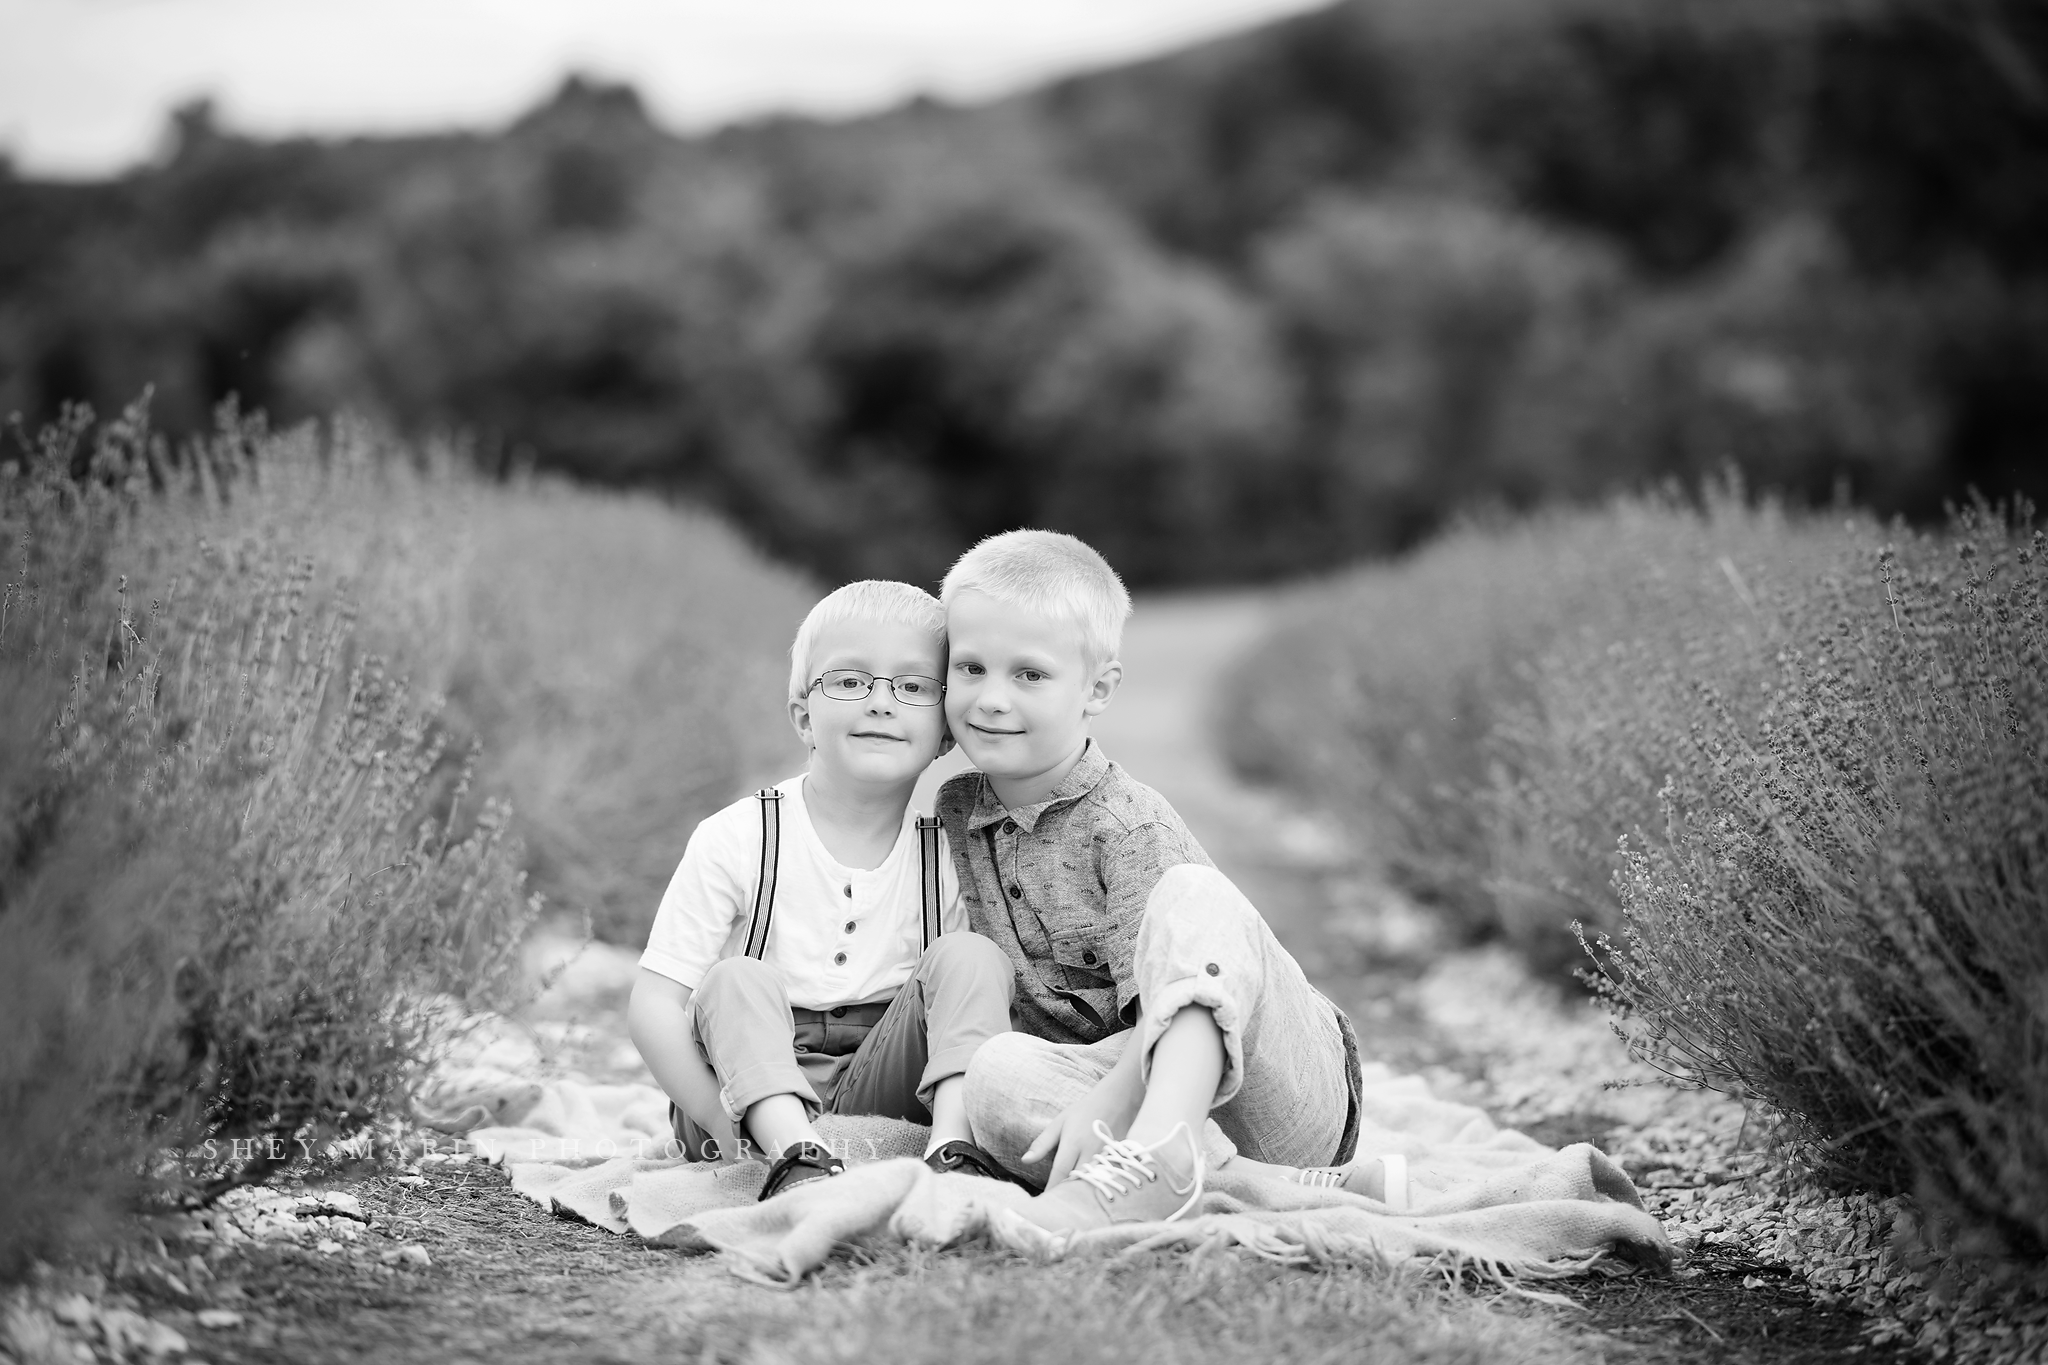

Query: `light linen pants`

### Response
(963, 864, 1358, 1187)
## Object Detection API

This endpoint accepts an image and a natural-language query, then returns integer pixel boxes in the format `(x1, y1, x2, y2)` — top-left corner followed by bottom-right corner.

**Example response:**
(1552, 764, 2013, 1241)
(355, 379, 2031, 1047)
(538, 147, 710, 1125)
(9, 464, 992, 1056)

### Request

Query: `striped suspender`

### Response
(917, 816, 943, 950)
(742, 789, 942, 959)
(742, 788, 782, 959)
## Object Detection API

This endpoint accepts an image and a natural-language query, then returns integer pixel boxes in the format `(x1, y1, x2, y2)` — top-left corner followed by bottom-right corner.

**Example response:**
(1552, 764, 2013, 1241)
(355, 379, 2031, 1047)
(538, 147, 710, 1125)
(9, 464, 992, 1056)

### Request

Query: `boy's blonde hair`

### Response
(789, 580, 947, 705)
(940, 529, 1132, 669)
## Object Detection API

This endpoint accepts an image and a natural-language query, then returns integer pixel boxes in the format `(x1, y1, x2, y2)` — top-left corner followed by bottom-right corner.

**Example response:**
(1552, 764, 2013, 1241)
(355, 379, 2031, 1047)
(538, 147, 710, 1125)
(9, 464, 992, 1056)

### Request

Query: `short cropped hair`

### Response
(940, 529, 1132, 669)
(789, 580, 948, 705)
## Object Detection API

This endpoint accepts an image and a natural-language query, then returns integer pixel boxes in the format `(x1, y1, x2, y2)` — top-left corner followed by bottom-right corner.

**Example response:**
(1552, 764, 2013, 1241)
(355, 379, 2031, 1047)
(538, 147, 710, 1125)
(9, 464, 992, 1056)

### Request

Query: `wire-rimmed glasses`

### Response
(808, 669, 945, 707)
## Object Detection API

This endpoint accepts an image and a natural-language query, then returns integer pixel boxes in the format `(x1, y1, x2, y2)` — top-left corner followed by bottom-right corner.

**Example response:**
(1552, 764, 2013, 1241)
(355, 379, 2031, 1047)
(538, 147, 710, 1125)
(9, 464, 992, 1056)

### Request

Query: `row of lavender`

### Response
(1226, 487, 2047, 1258)
(0, 400, 810, 1276)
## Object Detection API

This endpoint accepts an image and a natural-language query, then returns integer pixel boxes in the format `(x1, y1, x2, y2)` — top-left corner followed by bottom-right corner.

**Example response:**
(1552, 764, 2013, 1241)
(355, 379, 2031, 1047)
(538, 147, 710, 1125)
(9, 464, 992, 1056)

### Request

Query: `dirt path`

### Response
(29, 592, 1923, 1365)
(1099, 593, 1925, 1365)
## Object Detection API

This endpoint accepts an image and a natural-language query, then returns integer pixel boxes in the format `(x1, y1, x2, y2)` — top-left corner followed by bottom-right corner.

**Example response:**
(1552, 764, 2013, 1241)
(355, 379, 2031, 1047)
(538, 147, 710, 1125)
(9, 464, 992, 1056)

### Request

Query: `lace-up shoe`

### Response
(1295, 1154, 1411, 1207)
(1022, 1121, 1204, 1233)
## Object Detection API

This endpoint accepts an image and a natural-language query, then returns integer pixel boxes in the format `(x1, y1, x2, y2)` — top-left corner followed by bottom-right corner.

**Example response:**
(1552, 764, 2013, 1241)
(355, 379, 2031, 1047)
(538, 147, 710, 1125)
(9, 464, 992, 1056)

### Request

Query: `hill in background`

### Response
(4, 0, 2043, 585)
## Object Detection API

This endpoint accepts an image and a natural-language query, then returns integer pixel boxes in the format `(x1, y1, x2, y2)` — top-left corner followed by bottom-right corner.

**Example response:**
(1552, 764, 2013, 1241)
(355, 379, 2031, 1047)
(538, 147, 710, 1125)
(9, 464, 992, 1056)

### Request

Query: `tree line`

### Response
(3, 0, 2042, 585)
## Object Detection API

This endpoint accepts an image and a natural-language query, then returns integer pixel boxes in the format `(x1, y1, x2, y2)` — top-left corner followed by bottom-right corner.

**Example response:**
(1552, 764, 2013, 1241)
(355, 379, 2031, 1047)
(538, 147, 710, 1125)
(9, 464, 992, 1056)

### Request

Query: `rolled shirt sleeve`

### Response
(1101, 820, 1209, 1023)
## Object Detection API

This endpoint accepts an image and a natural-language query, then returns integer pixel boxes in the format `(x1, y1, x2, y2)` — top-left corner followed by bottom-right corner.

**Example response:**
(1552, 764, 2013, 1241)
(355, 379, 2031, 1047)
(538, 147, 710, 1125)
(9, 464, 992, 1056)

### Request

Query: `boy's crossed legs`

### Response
(964, 865, 1366, 1228)
(675, 931, 1016, 1186)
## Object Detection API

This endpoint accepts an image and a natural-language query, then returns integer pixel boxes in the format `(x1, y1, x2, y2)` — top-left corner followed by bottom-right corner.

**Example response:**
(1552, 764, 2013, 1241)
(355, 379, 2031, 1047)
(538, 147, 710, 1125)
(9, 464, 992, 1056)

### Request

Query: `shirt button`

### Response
(1007, 884, 1022, 899)
(844, 920, 857, 934)
(830, 1006, 846, 1018)
(833, 952, 847, 966)
(1001, 820, 1017, 835)
(1082, 950, 1097, 965)
(843, 885, 853, 898)
(1206, 962, 1221, 976)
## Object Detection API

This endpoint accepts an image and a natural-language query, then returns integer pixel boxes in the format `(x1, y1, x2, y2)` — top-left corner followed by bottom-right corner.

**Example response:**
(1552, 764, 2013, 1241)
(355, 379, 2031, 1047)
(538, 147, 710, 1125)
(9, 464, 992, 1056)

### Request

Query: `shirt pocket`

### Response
(1048, 926, 1113, 986)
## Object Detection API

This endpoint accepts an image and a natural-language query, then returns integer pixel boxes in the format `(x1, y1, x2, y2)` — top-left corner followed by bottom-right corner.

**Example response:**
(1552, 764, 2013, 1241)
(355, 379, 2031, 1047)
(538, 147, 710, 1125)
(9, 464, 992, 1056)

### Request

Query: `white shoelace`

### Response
(1296, 1168, 1344, 1189)
(1068, 1120, 1201, 1206)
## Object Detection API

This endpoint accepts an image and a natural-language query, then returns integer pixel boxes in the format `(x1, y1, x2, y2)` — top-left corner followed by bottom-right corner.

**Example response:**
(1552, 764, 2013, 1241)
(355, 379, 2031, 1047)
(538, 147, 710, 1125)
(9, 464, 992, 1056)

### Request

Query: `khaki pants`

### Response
(671, 932, 1015, 1160)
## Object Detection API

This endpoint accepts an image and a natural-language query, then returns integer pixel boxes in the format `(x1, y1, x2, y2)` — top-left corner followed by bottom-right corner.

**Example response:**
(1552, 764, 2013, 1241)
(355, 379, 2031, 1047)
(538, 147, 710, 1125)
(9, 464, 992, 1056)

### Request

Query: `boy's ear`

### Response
(1082, 660, 1123, 717)
(789, 695, 817, 749)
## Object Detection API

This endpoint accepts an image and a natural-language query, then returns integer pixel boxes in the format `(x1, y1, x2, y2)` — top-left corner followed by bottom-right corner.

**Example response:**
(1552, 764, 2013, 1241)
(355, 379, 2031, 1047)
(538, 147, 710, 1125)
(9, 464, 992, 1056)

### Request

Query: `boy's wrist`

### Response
(1096, 1052, 1146, 1120)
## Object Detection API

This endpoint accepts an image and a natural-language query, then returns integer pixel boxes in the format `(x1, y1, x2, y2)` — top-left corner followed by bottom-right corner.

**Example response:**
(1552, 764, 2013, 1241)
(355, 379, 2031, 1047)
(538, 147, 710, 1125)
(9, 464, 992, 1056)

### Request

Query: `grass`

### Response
(0, 396, 812, 1279)
(1226, 488, 2048, 1255)
(117, 1160, 1609, 1365)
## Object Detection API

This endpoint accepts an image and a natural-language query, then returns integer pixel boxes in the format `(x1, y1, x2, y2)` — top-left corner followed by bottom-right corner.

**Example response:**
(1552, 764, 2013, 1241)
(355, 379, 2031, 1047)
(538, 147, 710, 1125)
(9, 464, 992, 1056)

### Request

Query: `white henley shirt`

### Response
(639, 774, 963, 1010)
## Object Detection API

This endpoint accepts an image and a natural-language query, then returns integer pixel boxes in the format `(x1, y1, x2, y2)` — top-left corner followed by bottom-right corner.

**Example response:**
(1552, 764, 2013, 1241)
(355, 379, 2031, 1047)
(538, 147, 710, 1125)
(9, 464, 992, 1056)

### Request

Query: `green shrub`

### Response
(1584, 509, 2048, 1252)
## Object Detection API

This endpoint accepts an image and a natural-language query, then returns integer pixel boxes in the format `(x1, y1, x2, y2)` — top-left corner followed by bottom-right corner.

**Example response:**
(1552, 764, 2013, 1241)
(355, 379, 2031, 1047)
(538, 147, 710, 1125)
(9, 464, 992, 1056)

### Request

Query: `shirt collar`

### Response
(964, 738, 1112, 833)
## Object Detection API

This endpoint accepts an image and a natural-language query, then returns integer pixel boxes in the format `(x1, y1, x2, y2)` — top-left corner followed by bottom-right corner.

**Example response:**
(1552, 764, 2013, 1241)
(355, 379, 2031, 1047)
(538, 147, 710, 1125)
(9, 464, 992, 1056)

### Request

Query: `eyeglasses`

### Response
(809, 669, 945, 707)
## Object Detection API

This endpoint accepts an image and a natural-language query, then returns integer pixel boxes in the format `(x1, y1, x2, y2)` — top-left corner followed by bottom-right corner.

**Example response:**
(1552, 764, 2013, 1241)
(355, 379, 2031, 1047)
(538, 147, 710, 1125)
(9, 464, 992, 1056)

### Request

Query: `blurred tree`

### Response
(1462, 12, 1787, 274)
(1259, 195, 1623, 547)
(5, 0, 2045, 585)
(1037, 3, 1411, 258)
(796, 191, 1293, 583)
(1808, 0, 2048, 277)
(1494, 217, 1955, 514)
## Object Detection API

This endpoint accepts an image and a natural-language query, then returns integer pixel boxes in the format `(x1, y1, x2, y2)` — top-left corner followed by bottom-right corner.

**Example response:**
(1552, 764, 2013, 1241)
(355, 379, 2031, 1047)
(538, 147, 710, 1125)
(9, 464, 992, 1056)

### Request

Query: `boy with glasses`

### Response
(628, 581, 1022, 1201)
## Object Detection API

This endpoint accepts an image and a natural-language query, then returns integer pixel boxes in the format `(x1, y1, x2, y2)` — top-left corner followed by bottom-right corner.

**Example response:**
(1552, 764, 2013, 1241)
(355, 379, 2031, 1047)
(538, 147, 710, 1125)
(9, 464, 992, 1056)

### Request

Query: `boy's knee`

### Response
(1145, 864, 1258, 929)
(961, 1030, 1042, 1121)
(920, 932, 1015, 997)
(694, 955, 783, 1010)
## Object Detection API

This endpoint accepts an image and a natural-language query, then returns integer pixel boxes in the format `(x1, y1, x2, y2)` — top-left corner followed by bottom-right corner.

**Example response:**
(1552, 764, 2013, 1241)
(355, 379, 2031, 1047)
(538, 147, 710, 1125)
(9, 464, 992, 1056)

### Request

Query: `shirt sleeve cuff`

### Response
(637, 950, 705, 990)
(1115, 979, 1142, 1027)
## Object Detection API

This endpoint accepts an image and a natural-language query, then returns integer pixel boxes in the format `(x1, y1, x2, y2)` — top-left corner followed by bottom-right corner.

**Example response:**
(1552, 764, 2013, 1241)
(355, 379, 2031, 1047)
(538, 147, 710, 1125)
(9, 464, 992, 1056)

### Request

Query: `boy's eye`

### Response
(1019, 670, 1046, 684)
(955, 662, 984, 677)
(894, 676, 938, 700)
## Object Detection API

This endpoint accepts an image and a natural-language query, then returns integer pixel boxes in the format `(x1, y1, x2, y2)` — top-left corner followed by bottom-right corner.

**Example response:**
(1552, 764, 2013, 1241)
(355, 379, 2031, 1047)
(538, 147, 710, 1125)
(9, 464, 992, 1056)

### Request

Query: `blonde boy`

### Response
(939, 531, 1377, 1232)
(629, 581, 1021, 1200)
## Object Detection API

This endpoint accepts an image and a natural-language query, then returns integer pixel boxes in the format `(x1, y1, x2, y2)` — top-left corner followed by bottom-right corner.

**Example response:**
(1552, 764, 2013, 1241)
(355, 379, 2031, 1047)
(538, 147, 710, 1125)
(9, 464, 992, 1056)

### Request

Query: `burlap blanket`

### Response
(419, 1048, 1672, 1288)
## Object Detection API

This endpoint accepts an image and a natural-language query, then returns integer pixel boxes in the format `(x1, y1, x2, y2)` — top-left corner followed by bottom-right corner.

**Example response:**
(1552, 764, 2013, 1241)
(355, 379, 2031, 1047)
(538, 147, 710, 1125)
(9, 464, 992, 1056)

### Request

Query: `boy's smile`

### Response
(945, 589, 1120, 809)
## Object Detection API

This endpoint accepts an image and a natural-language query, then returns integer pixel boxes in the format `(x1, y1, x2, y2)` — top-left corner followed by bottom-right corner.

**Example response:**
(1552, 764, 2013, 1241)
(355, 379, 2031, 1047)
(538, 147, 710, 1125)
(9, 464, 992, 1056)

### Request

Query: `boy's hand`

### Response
(1023, 1063, 1144, 1186)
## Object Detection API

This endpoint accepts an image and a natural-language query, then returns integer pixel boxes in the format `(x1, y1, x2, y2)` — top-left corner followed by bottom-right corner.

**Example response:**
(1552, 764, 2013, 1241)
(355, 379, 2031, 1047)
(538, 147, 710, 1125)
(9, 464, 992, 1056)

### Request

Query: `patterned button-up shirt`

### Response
(935, 739, 1214, 1046)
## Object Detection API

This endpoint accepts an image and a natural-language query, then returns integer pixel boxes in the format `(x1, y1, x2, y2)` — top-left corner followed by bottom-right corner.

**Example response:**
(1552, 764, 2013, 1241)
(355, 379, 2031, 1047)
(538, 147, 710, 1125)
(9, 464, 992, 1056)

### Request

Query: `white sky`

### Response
(0, 0, 1330, 178)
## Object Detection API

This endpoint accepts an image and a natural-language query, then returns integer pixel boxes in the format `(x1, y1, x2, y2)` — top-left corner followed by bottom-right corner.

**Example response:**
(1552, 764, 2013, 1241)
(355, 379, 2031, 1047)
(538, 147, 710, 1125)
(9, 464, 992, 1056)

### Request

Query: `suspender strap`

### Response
(743, 788, 783, 959)
(917, 816, 943, 950)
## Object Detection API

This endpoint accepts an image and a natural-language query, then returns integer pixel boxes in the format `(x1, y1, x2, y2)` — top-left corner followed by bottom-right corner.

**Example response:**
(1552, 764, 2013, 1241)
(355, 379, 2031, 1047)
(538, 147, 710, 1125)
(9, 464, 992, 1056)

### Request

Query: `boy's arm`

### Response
(1021, 1026, 1147, 1184)
(1018, 817, 1219, 1178)
(627, 968, 740, 1158)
